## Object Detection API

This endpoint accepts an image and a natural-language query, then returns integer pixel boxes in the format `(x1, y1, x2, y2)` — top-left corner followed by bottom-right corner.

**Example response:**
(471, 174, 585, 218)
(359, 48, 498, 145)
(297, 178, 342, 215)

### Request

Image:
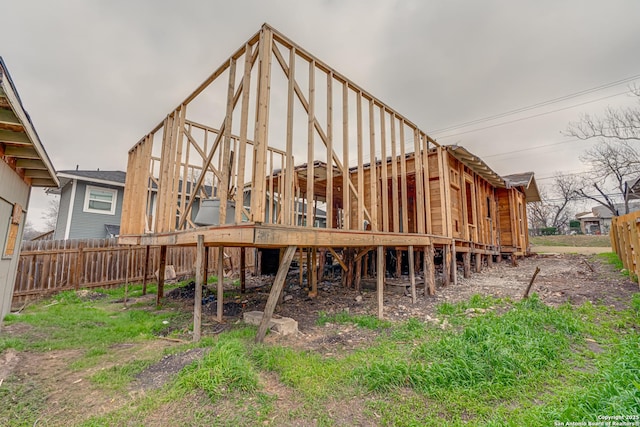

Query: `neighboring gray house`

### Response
(1, 57, 58, 322)
(576, 202, 640, 235)
(51, 170, 125, 239)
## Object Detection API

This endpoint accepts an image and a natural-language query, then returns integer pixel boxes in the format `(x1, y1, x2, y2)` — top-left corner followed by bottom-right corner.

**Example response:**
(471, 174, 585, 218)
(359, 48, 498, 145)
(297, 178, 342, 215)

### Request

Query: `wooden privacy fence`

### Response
(611, 210, 640, 283)
(13, 238, 255, 303)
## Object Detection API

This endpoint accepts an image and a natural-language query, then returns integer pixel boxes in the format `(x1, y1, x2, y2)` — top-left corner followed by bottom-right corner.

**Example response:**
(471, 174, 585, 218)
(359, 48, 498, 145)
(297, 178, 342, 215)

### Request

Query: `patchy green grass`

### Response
(2, 290, 184, 353)
(355, 296, 581, 397)
(598, 251, 625, 270)
(598, 251, 637, 281)
(531, 234, 611, 247)
(176, 331, 260, 401)
(90, 359, 154, 391)
(2, 283, 639, 426)
(0, 376, 46, 427)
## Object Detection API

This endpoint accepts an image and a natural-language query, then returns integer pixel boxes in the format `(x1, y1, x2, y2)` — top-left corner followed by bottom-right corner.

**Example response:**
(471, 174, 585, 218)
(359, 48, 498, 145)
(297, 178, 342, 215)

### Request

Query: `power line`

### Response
(434, 91, 628, 139)
(536, 170, 590, 181)
(482, 138, 580, 158)
(430, 72, 640, 134)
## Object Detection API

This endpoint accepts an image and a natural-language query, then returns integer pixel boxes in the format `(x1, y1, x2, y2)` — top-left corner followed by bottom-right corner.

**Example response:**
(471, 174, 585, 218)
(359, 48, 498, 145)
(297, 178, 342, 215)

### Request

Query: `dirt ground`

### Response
(531, 245, 612, 254)
(233, 252, 635, 330)
(2, 252, 638, 426)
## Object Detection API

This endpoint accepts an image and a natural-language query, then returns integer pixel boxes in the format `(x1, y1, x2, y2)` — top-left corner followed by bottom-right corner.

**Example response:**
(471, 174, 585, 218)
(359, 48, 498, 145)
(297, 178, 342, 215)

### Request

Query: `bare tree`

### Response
(550, 173, 580, 230)
(528, 190, 552, 230)
(575, 141, 640, 215)
(567, 87, 640, 142)
(528, 174, 579, 234)
(21, 221, 41, 241)
(42, 197, 60, 230)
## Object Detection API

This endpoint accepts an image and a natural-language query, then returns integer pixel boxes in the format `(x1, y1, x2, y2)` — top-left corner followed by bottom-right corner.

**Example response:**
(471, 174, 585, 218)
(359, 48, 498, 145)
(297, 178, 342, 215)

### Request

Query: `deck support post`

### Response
(311, 248, 318, 297)
(355, 257, 362, 292)
(256, 246, 297, 343)
(142, 245, 150, 295)
(475, 252, 482, 273)
(377, 245, 385, 319)
(217, 247, 224, 322)
(450, 244, 458, 285)
(442, 245, 450, 286)
(193, 235, 204, 342)
(463, 252, 471, 278)
(204, 247, 210, 288)
(408, 245, 416, 303)
(240, 247, 246, 294)
(424, 245, 435, 296)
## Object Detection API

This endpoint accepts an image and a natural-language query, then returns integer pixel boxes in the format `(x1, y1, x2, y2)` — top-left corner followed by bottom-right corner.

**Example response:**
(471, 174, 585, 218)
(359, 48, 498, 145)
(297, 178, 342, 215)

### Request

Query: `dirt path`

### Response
(531, 245, 611, 254)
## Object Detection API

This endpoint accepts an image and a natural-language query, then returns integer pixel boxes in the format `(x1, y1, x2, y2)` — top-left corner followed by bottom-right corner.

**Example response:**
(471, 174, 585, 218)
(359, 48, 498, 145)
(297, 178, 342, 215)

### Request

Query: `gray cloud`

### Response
(2, 0, 639, 228)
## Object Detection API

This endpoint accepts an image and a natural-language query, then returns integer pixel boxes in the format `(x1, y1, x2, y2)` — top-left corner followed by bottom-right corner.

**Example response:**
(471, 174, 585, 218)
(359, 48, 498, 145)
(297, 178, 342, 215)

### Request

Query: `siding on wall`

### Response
(497, 188, 513, 247)
(53, 180, 72, 240)
(68, 181, 125, 239)
(0, 160, 30, 322)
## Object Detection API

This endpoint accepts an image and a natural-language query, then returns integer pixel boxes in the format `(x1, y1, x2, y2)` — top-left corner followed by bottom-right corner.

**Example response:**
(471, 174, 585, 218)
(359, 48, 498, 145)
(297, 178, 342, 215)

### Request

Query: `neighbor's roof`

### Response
(0, 57, 58, 187)
(624, 176, 640, 201)
(592, 202, 640, 219)
(56, 170, 127, 188)
(503, 172, 541, 202)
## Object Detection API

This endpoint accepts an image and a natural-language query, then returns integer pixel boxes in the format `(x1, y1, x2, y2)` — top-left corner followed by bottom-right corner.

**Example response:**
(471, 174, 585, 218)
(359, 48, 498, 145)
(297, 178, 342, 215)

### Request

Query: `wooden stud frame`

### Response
(119, 24, 534, 310)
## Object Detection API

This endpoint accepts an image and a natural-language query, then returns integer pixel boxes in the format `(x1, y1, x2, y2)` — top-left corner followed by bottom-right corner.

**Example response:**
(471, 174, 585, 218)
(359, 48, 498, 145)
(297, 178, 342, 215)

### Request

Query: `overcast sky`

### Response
(3, 0, 640, 229)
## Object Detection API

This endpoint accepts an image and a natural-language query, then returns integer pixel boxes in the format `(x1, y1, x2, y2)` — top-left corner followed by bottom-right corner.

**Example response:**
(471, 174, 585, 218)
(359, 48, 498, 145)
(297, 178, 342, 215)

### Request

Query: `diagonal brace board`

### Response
(255, 245, 297, 342)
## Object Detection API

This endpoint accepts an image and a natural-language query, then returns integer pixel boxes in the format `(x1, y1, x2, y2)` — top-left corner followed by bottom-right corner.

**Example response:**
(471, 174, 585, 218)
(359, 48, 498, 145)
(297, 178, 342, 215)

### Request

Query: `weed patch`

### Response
(91, 359, 154, 391)
(354, 295, 582, 398)
(2, 292, 182, 352)
(252, 345, 348, 400)
(0, 376, 45, 426)
(176, 335, 258, 401)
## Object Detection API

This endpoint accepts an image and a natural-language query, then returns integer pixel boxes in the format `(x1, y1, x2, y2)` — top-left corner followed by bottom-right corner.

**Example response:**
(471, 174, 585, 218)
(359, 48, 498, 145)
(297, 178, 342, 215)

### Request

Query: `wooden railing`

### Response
(611, 211, 640, 282)
(13, 238, 254, 303)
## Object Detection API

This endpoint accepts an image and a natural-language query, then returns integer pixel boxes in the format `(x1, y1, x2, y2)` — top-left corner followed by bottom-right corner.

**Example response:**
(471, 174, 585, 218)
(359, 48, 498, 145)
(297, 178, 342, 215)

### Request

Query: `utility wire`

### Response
(430, 72, 640, 134)
(483, 138, 581, 158)
(434, 91, 628, 139)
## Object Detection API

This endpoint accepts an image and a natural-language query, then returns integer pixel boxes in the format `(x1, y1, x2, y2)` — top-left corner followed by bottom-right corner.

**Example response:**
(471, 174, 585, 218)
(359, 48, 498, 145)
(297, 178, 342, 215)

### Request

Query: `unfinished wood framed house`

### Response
(119, 24, 539, 340)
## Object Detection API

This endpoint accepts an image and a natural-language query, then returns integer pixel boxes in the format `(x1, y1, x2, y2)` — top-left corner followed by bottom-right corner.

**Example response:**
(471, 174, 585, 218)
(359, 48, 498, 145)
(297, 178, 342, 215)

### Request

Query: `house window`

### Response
(83, 185, 117, 215)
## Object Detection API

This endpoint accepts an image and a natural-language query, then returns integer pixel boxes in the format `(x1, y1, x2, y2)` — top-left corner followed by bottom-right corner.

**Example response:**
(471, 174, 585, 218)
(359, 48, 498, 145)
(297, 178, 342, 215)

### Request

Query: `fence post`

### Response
(156, 245, 167, 307)
(75, 242, 85, 290)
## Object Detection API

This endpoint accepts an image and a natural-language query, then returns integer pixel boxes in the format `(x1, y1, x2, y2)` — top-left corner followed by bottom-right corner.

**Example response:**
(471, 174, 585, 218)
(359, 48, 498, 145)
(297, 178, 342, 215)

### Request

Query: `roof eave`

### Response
(0, 58, 59, 188)
(56, 172, 126, 188)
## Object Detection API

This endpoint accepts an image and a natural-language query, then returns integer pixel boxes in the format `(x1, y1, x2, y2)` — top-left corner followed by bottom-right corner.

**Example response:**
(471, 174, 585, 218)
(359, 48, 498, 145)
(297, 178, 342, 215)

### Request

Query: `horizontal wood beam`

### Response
(4, 145, 39, 158)
(15, 159, 48, 169)
(0, 129, 30, 145)
(24, 169, 54, 178)
(0, 108, 19, 124)
(29, 178, 57, 187)
(119, 223, 451, 248)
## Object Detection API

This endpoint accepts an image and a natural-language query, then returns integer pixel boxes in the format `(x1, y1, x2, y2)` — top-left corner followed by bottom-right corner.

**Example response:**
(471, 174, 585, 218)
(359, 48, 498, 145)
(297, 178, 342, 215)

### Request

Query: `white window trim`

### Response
(83, 185, 117, 215)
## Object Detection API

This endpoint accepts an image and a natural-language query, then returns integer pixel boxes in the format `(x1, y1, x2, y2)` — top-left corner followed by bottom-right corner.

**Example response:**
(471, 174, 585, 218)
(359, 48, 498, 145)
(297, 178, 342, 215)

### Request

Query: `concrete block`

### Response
(154, 265, 176, 281)
(243, 311, 298, 336)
